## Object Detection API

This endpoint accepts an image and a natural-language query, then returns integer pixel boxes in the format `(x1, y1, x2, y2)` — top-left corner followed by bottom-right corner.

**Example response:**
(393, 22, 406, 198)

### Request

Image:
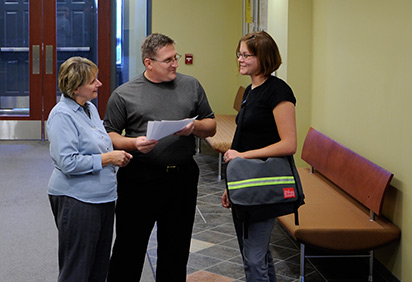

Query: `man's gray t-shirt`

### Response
(104, 73, 215, 165)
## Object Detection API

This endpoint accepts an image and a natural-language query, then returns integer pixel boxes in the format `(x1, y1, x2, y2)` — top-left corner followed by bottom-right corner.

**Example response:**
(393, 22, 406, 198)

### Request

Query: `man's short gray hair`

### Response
(141, 33, 175, 64)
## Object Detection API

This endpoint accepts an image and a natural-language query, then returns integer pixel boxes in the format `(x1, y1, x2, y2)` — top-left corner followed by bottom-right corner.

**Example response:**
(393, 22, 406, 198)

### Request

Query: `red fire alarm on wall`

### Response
(185, 54, 193, 65)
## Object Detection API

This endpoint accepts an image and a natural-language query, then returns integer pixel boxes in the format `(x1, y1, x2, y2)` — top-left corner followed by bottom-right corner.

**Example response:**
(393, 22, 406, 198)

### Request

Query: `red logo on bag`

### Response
(283, 188, 296, 199)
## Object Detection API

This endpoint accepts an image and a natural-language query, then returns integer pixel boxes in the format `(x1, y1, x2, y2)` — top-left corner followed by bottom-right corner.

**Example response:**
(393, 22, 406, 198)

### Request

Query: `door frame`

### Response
(97, 0, 111, 120)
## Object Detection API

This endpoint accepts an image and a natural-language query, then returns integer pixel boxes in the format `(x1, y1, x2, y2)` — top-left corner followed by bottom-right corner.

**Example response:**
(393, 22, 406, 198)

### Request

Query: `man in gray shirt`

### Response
(104, 33, 216, 282)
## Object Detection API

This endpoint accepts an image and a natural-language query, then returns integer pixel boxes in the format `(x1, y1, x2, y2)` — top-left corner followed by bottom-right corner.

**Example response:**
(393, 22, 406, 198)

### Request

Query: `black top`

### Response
(232, 76, 296, 152)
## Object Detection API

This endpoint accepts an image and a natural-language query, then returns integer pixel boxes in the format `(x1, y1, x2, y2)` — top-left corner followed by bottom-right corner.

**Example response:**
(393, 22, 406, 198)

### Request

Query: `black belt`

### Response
(127, 158, 193, 174)
(165, 165, 179, 173)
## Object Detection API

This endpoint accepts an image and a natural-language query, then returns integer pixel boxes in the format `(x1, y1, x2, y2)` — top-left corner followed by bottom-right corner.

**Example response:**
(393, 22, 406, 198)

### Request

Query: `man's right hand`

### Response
(135, 136, 158, 154)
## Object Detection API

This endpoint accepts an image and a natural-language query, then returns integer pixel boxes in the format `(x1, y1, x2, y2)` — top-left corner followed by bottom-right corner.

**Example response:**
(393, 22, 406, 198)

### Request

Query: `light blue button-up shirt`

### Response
(47, 95, 117, 204)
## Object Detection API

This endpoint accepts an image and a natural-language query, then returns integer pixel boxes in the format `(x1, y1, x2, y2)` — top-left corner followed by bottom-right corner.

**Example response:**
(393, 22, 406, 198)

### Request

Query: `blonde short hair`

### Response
(58, 57, 98, 99)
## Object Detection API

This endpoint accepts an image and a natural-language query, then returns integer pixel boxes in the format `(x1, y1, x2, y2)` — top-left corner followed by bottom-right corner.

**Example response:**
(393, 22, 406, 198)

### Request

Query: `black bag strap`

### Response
(230, 87, 249, 150)
(286, 155, 305, 225)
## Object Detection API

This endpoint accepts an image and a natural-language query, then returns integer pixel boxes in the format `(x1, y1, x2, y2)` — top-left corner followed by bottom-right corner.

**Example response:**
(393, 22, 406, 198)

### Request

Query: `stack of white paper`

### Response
(146, 116, 198, 141)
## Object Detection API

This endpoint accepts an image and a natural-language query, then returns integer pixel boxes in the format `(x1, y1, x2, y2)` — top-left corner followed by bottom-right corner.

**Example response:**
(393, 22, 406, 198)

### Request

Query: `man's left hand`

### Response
(174, 121, 195, 137)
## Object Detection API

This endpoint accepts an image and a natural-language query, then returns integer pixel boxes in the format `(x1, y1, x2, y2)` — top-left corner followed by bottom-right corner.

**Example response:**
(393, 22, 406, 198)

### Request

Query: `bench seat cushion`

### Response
(205, 115, 236, 153)
(278, 168, 400, 251)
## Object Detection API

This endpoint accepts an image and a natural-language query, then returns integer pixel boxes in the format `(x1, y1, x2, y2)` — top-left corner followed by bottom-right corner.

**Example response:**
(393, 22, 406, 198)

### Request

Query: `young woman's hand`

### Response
(221, 190, 231, 209)
(223, 149, 243, 163)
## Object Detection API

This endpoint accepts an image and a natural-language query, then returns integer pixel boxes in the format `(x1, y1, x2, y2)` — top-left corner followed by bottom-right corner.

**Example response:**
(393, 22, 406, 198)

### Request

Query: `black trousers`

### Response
(49, 196, 115, 282)
(107, 158, 199, 282)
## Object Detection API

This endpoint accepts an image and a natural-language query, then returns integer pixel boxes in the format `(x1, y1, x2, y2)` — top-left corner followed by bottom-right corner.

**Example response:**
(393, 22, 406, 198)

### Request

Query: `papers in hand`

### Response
(146, 116, 198, 141)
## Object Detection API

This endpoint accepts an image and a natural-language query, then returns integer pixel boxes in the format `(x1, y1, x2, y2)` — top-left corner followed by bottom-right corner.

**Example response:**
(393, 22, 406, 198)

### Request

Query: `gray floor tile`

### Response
(192, 229, 235, 245)
(187, 252, 223, 270)
(197, 244, 241, 261)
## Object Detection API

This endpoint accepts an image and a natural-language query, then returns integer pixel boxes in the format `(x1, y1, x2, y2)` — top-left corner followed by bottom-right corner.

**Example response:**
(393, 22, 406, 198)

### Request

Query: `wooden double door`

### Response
(0, 0, 111, 139)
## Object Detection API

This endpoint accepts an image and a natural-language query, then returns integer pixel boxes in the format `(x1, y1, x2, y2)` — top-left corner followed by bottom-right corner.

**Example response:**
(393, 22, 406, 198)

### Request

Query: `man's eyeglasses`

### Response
(149, 53, 182, 65)
(236, 52, 255, 59)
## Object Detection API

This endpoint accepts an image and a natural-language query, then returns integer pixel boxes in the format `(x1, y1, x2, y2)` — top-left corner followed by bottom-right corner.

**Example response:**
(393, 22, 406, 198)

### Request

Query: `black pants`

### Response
(107, 158, 199, 282)
(49, 196, 115, 282)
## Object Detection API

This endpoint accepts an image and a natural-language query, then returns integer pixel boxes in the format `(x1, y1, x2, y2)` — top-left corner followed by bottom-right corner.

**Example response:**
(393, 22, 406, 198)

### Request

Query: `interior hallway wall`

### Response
(151, 0, 244, 115)
(267, 0, 313, 166)
(289, 0, 410, 280)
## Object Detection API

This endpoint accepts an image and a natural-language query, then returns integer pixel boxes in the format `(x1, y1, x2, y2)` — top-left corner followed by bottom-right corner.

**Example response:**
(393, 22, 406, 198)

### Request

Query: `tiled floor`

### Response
(144, 141, 396, 282)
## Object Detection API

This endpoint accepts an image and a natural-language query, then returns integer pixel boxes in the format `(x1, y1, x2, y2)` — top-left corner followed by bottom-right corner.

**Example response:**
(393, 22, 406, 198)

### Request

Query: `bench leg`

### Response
(368, 250, 374, 282)
(218, 152, 222, 180)
(300, 243, 305, 281)
(298, 242, 374, 281)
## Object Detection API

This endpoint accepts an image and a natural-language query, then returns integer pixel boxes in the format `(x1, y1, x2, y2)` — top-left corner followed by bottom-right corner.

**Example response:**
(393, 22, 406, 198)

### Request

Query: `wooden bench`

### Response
(204, 86, 244, 179)
(277, 127, 400, 281)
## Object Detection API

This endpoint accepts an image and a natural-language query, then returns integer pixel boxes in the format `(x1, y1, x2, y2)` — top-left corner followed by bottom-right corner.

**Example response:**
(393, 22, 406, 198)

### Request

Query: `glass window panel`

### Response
(0, 1, 29, 116)
(115, 0, 149, 87)
(56, 1, 98, 105)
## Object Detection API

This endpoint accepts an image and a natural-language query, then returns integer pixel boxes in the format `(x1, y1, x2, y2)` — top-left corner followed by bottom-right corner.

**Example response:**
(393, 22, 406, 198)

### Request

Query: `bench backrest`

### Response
(233, 86, 245, 112)
(301, 127, 393, 216)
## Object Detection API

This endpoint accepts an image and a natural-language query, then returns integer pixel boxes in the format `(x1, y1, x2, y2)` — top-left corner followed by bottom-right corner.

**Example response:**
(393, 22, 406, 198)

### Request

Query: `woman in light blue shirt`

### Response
(47, 57, 132, 282)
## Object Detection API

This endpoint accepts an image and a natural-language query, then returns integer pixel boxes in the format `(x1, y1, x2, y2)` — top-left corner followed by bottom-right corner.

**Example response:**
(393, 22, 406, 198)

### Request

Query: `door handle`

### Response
(45, 45, 53, 74)
(32, 45, 40, 74)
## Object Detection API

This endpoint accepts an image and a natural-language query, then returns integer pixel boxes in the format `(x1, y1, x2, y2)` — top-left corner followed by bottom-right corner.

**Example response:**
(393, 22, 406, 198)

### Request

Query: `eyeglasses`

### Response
(236, 51, 255, 59)
(149, 53, 182, 65)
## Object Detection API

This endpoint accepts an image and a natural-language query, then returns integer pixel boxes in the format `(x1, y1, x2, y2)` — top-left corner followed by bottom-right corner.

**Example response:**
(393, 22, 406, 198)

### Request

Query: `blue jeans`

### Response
(234, 216, 277, 282)
(49, 195, 115, 282)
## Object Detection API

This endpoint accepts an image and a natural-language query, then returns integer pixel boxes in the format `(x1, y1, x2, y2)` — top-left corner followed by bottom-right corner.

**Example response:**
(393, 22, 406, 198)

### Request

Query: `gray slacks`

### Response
(49, 195, 115, 282)
(234, 216, 277, 282)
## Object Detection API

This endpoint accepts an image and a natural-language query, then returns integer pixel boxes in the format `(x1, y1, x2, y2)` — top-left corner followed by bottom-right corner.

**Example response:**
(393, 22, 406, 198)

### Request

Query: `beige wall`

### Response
(152, 0, 409, 280)
(152, 0, 244, 115)
(285, 0, 410, 280)
(271, 0, 313, 165)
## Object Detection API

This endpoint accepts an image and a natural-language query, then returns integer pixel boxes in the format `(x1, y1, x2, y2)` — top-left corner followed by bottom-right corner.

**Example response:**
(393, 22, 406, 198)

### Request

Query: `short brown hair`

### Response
(141, 33, 175, 64)
(236, 31, 282, 77)
(58, 57, 98, 99)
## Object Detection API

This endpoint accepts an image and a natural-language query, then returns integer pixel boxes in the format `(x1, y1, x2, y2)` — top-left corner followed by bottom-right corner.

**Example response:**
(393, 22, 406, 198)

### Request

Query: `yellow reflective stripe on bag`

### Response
(227, 176, 295, 190)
